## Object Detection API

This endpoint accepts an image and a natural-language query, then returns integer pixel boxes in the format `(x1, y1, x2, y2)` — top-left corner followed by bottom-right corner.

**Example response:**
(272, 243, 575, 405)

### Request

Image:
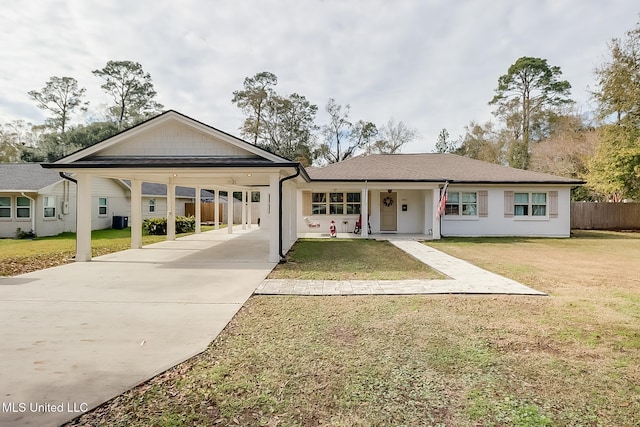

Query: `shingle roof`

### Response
(0, 163, 63, 191)
(307, 153, 584, 184)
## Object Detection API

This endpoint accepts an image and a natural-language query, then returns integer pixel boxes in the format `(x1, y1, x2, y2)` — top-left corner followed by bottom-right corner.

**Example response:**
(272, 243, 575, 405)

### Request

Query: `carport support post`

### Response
(242, 191, 247, 230)
(227, 189, 233, 234)
(248, 191, 252, 229)
(214, 189, 220, 230)
(269, 173, 279, 262)
(167, 182, 176, 241)
(130, 179, 142, 249)
(75, 173, 92, 262)
(195, 186, 202, 234)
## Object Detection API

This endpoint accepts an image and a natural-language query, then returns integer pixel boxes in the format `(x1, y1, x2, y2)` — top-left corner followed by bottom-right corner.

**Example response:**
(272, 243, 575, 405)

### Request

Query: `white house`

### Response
(0, 163, 130, 238)
(300, 154, 581, 238)
(40, 110, 582, 263)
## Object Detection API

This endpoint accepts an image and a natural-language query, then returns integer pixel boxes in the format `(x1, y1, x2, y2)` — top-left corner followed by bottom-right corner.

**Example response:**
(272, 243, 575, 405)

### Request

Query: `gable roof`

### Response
(307, 153, 584, 185)
(0, 163, 63, 191)
(49, 110, 298, 168)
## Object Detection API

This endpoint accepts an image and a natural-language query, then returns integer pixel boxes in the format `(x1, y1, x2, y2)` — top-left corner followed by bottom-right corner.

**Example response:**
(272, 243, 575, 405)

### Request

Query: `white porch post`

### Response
(214, 189, 220, 230)
(195, 186, 202, 234)
(269, 173, 280, 262)
(167, 181, 176, 241)
(227, 190, 233, 234)
(242, 190, 247, 230)
(432, 187, 442, 239)
(75, 173, 93, 262)
(361, 187, 369, 238)
(130, 179, 142, 249)
(248, 191, 252, 229)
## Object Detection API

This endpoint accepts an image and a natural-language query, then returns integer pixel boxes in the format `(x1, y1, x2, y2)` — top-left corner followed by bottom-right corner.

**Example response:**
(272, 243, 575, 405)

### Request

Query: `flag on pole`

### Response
(437, 181, 449, 218)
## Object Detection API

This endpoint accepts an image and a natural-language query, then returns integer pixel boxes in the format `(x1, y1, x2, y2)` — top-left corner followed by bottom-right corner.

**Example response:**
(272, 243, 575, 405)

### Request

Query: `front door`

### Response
(380, 192, 397, 232)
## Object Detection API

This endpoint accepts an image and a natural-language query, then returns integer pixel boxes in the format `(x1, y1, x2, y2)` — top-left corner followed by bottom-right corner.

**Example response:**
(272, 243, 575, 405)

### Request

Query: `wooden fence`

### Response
(571, 202, 640, 230)
(185, 202, 260, 224)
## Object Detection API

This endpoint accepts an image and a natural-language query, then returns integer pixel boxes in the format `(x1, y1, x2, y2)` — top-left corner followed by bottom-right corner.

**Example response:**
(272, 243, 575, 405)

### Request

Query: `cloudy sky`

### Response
(1, 0, 638, 152)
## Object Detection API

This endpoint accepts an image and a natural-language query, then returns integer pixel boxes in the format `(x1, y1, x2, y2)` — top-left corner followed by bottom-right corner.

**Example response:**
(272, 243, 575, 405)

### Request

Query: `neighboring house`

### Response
(0, 163, 130, 238)
(41, 110, 583, 263)
(300, 154, 583, 238)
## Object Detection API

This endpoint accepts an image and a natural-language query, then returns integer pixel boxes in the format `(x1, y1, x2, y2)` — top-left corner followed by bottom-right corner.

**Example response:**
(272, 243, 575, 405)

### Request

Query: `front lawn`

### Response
(269, 238, 444, 280)
(67, 231, 640, 426)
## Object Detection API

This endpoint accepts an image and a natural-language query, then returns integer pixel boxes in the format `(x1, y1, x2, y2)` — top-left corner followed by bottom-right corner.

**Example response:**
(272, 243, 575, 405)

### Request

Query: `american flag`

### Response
(437, 181, 449, 218)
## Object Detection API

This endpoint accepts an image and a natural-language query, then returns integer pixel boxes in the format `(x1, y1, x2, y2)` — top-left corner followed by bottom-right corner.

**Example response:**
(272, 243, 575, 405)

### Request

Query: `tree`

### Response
(456, 121, 508, 165)
(318, 98, 376, 163)
(489, 56, 573, 169)
(367, 118, 416, 154)
(261, 93, 318, 165)
(28, 76, 87, 134)
(231, 71, 278, 144)
(588, 20, 640, 201)
(93, 60, 164, 130)
(433, 128, 457, 153)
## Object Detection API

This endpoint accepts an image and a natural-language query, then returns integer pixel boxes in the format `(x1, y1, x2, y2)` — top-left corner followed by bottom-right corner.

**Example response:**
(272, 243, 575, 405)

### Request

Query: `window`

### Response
(445, 192, 477, 216)
(98, 197, 108, 216)
(0, 197, 11, 218)
(43, 196, 56, 218)
(346, 192, 361, 214)
(514, 192, 547, 217)
(329, 192, 343, 214)
(312, 193, 326, 215)
(16, 196, 31, 218)
(310, 192, 362, 215)
(149, 199, 156, 213)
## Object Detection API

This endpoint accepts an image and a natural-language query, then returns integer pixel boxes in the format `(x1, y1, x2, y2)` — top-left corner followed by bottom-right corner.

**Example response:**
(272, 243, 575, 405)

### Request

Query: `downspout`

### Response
(59, 172, 77, 184)
(20, 192, 36, 235)
(279, 164, 301, 263)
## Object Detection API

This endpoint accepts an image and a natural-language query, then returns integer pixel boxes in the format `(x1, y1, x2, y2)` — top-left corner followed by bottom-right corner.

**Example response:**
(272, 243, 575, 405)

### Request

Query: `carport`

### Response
(43, 111, 308, 263)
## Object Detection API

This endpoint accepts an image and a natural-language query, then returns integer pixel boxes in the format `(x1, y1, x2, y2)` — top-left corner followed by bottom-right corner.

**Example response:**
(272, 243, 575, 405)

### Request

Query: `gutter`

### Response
(20, 192, 36, 235)
(279, 164, 301, 263)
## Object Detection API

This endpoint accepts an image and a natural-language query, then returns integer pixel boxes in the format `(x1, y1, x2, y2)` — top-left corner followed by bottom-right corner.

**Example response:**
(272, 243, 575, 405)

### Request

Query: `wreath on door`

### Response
(383, 196, 394, 207)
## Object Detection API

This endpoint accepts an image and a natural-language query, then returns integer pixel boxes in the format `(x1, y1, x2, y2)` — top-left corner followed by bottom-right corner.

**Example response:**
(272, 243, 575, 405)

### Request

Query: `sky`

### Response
(1, 0, 638, 153)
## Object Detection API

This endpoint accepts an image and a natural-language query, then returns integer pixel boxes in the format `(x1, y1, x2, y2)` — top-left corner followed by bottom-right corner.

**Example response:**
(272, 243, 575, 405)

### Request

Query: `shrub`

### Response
(15, 228, 36, 239)
(143, 216, 196, 235)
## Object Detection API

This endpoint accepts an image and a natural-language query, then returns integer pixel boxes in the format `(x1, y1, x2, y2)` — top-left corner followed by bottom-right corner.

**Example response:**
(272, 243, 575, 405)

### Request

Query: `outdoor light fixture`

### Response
(388, 189, 392, 193)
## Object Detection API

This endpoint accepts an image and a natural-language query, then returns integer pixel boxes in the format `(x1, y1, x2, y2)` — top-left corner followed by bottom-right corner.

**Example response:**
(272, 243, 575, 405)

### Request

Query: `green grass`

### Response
(67, 230, 640, 426)
(269, 238, 444, 280)
(0, 226, 216, 276)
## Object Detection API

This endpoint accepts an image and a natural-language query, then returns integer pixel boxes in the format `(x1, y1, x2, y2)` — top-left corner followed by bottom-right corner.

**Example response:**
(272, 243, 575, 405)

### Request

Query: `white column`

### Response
(242, 190, 247, 230)
(75, 173, 93, 262)
(130, 179, 142, 249)
(214, 189, 220, 230)
(227, 190, 233, 234)
(167, 181, 176, 241)
(269, 173, 280, 262)
(433, 188, 441, 239)
(195, 186, 202, 234)
(248, 191, 252, 229)
(361, 187, 369, 238)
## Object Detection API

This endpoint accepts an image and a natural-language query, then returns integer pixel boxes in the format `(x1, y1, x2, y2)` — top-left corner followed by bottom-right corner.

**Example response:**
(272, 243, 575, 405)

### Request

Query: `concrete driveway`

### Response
(0, 227, 275, 427)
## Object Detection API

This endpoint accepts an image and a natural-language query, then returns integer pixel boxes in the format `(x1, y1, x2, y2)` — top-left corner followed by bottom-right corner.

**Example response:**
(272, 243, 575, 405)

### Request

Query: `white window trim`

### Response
(310, 191, 362, 216)
(15, 196, 32, 221)
(444, 191, 479, 220)
(513, 191, 549, 220)
(98, 197, 108, 217)
(0, 196, 12, 220)
(43, 195, 57, 220)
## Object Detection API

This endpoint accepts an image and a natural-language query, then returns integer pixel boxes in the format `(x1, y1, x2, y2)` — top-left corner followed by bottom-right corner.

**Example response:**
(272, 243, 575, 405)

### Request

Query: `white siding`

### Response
(440, 186, 572, 237)
(97, 121, 255, 158)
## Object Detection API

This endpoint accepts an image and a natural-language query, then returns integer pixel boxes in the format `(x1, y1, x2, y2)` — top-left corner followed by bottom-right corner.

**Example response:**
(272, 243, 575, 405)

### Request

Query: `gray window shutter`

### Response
(549, 191, 558, 218)
(478, 190, 488, 217)
(504, 191, 514, 218)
